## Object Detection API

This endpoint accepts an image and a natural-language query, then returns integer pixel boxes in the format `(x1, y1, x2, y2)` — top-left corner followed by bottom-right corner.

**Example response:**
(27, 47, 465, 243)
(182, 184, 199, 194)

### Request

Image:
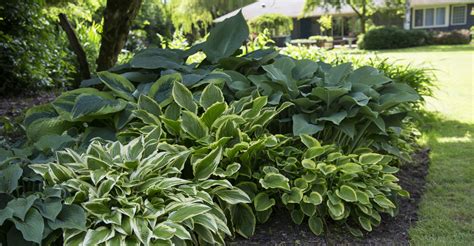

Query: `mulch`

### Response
(229, 149, 430, 245)
(0, 91, 57, 118)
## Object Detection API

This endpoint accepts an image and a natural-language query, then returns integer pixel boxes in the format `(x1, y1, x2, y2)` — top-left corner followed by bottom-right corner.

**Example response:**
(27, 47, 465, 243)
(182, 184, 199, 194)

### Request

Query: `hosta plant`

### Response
(31, 131, 251, 245)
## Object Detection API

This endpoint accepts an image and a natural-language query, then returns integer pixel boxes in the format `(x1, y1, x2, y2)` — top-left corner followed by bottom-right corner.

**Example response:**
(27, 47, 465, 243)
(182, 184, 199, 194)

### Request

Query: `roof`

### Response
(411, 0, 474, 6)
(214, 0, 358, 22)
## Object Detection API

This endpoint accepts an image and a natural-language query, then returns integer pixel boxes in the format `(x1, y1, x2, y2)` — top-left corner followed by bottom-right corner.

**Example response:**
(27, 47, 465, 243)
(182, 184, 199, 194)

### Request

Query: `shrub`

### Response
(430, 29, 471, 45)
(3, 11, 425, 244)
(359, 26, 429, 50)
(249, 14, 293, 37)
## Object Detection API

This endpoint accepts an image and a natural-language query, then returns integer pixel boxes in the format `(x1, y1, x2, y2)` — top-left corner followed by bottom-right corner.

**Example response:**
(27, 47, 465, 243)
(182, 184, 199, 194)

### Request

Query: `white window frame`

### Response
(412, 5, 449, 29)
(451, 5, 467, 26)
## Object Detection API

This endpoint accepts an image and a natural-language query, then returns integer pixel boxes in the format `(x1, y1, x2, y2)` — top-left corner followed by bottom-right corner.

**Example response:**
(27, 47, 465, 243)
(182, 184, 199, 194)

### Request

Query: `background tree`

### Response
(96, 0, 143, 71)
(304, 0, 406, 34)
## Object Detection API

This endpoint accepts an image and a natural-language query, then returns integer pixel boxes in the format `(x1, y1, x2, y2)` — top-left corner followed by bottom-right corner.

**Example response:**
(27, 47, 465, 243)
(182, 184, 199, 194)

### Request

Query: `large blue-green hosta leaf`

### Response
(98, 71, 136, 101)
(202, 11, 249, 63)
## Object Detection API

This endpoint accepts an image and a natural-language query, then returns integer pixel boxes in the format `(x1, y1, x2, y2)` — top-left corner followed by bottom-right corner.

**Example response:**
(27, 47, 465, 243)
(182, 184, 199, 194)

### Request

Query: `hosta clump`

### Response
(31, 132, 251, 245)
(0, 148, 86, 245)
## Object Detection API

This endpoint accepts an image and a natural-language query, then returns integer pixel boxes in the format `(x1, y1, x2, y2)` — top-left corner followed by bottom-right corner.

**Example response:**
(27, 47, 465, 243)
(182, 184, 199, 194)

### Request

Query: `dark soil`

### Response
(229, 149, 430, 245)
(0, 91, 57, 118)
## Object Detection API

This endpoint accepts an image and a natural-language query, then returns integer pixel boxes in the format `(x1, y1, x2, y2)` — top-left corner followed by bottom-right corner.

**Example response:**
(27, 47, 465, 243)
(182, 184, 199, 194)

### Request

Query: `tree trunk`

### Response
(404, 0, 411, 30)
(58, 13, 91, 86)
(96, 0, 143, 71)
(360, 17, 366, 34)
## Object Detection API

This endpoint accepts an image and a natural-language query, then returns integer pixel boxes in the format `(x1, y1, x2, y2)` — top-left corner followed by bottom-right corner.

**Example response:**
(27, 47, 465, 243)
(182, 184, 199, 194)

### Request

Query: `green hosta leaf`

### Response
(138, 95, 162, 116)
(319, 111, 347, 125)
(0, 163, 22, 193)
(337, 185, 358, 202)
(356, 191, 370, 205)
(34, 134, 74, 152)
(340, 163, 363, 174)
(327, 200, 345, 218)
(0, 207, 13, 224)
(304, 192, 323, 205)
(215, 188, 251, 204)
(153, 223, 176, 240)
(308, 216, 324, 235)
(263, 57, 297, 91)
(292, 114, 323, 135)
(130, 48, 182, 70)
(300, 202, 316, 216)
(181, 111, 209, 140)
(132, 217, 152, 245)
(347, 66, 391, 86)
(292, 59, 318, 80)
(317, 163, 337, 175)
(325, 62, 352, 85)
(49, 204, 86, 230)
(84, 226, 114, 245)
(163, 222, 192, 240)
(98, 71, 135, 101)
(172, 81, 197, 113)
(285, 187, 303, 203)
(148, 73, 181, 103)
(200, 102, 227, 128)
(70, 94, 127, 121)
(359, 153, 384, 165)
(200, 84, 224, 109)
(302, 159, 316, 170)
(290, 209, 304, 225)
(168, 203, 211, 222)
(193, 147, 222, 180)
(256, 209, 272, 223)
(214, 163, 241, 177)
(304, 146, 326, 159)
(231, 203, 255, 239)
(253, 192, 275, 212)
(358, 216, 373, 231)
(300, 134, 321, 148)
(12, 208, 44, 244)
(7, 195, 38, 221)
(202, 11, 249, 63)
(193, 214, 218, 233)
(312, 87, 349, 105)
(373, 195, 395, 209)
(259, 173, 290, 191)
(35, 197, 62, 221)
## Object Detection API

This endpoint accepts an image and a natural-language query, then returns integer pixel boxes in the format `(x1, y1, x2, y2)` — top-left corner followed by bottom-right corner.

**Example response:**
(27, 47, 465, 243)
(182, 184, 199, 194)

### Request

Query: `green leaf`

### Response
(326, 200, 345, 218)
(319, 111, 347, 125)
(132, 217, 152, 245)
(215, 188, 251, 204)
(0, 163, 23, 193)
(373, 195, 395, 209)
(153, 223, 176, 240)
(98, 71, 135, 101)
(286, 187, 304, 203)
(200, 84, 224, 109)
(359, 153, 384, 165)
(304, 192, 323, 205)
(302, 159, 316, 170)
(172, 81, 197, 113)
(148, 73, 181, 103)
(0, 207, 13, 225)
(34, 134, 74, 152)
(202, 11, 249, 63)
(292, 59, 318, 80)
(292, 114, 323, 135)
(200, 102, 227, 128)
(70, 94, 127, 121)
(231, 203, 255, 239)
(308, 216, 324, 235)
(263, 57, 297, 91)
(48, 204, 86, 231)
(337, 185, 358, 202)
(312, 87, 349, 105)
(35, 197, 62, 221)
(290, 209, 304, 225)
(356, 191, 370, 205)
(253, 192, 275, 212)
(181, 111, 209, 140)
(168, 203, 211, 222)
(259, 173, 290, 191)
(340, 163, 363, 174)
(138, 95, 162, 116)
(300, 134, 321, 148)
(7, 195, 37, 221)
(83, 227, 113, 245)
(12, 208, 44, 244)
(325, 63, 352, 85)
(193, 147, 222, 180)
(358, 216, 373, 231)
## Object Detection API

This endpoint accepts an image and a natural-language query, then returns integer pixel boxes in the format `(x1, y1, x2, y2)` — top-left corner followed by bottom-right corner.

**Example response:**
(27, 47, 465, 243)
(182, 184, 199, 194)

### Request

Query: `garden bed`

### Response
(231, 149, 429, 245)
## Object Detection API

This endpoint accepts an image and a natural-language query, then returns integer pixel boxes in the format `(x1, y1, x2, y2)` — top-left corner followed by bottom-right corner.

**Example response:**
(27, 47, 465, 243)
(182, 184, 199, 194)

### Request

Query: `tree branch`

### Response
(58, 13, 91, 85)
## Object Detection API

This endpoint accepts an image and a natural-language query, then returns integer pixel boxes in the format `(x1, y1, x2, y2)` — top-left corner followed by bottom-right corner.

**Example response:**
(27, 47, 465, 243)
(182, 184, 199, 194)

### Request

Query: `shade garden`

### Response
(0, 12, 428, 245)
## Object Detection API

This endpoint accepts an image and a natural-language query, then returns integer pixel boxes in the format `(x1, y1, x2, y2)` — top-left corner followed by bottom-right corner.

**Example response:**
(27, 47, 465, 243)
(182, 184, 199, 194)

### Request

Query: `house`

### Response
(214, 0, 473, 40)
(213, 0, 363, 39)
(409, 0, 473, 30)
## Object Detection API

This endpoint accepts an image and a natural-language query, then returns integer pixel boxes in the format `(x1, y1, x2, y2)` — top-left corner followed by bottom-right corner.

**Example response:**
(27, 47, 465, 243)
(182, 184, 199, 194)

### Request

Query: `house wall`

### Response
(291, 17, 321, 39)
(411, 3, 473, 31)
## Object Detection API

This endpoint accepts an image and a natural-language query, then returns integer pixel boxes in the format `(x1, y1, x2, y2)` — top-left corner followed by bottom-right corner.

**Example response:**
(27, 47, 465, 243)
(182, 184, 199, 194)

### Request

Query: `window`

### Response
(413, 6, 448, 28)
(451, 5, 467, 25)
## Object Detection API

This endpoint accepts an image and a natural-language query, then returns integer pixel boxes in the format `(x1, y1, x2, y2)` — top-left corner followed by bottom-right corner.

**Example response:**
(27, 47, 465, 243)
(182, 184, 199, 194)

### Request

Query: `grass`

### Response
(362, 44, 474, 244)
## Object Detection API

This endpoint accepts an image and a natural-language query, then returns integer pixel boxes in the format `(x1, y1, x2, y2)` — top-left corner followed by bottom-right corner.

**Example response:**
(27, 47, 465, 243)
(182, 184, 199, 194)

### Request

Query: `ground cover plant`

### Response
(0, 11, 424, 245)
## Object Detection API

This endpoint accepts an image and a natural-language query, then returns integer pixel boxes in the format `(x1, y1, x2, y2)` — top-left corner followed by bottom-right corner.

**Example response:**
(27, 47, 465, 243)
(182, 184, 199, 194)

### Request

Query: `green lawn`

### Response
(372, 45, 474, 245)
